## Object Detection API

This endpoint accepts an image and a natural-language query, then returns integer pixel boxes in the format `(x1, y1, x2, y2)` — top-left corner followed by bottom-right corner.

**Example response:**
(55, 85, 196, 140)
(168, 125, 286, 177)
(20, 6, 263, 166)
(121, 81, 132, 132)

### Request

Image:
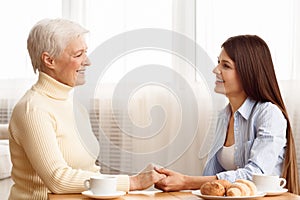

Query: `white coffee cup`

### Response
(252, 174, 286, 192)
(84, 175, 117, 195)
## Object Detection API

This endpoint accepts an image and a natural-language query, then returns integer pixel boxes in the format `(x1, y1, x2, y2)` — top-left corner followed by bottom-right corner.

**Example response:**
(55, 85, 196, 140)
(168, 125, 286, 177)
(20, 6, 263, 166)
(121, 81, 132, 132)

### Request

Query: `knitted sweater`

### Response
(8, 72, 129, 200)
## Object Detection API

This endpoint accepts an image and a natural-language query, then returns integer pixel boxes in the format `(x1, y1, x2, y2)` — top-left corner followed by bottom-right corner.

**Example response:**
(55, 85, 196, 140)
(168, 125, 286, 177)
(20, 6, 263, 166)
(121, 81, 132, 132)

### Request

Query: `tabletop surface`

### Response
(48, 190, 300, 200)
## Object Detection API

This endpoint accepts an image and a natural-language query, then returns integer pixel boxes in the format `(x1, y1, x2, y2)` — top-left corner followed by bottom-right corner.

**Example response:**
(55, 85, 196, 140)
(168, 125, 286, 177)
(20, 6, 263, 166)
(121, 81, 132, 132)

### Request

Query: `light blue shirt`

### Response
(202, 98, 286, 182)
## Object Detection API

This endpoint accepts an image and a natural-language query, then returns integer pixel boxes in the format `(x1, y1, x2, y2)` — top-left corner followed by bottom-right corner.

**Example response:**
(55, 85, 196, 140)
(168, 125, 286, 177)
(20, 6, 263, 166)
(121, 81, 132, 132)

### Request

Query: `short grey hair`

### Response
(27, 18, 89, 73)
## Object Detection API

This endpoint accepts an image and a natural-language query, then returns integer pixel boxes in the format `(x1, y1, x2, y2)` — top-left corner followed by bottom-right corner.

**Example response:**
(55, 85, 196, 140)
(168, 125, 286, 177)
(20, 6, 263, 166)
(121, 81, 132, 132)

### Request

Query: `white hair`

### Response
(27, 18, 89, 73)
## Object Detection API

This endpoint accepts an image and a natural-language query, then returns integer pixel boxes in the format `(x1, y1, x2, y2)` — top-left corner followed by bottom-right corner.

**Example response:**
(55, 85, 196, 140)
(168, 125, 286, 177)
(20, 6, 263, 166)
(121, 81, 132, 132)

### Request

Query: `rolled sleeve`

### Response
(248, 103, 286, 174)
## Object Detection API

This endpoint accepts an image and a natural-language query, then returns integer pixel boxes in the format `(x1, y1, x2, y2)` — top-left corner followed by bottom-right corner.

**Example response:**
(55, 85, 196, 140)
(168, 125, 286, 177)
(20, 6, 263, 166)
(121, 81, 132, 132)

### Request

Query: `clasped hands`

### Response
(130, 163, 186, 192)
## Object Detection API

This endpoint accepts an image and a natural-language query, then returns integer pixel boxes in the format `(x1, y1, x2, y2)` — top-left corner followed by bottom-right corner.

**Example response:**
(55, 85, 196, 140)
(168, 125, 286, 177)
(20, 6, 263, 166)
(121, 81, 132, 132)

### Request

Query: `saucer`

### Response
(264, 188, 288, 196)
(192, 190, 266, 199)
(82, 190, 126, 199)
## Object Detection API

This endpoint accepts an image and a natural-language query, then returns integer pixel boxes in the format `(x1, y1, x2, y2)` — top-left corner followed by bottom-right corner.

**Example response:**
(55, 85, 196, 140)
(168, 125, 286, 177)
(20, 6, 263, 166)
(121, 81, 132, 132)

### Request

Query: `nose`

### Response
(213, 65, 221, 75)
(83, 56, 91, 67)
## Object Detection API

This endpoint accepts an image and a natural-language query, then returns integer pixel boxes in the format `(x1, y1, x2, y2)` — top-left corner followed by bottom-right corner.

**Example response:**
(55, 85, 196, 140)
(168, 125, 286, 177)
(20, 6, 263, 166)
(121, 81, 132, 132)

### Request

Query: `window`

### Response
(2, 0, 300, 177)
(195, 0, 297, 80)
(0, 0, 62, 122)
(1, 0, 62, 79)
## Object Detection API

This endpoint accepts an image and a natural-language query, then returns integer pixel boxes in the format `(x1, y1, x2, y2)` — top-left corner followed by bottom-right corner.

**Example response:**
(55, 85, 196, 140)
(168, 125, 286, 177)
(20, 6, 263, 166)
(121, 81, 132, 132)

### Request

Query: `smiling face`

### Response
(43, 35, 90, 87)
(213, 48, 246, 100)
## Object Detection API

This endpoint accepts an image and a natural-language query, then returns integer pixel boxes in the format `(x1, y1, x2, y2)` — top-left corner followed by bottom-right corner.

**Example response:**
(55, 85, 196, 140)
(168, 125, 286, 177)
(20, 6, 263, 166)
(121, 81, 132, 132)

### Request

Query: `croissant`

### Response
(215, 179, 232, 190)
(235, 179, 257, 195)
(200, 179, 257, 197)
(226, 182, 250, 196)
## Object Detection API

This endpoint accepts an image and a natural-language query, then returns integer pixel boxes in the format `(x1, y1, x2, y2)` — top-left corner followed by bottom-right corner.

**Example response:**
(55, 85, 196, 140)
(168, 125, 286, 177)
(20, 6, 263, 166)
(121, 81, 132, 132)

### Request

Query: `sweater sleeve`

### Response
(11, 107, 99, 194)
(116, 175, 130, 192)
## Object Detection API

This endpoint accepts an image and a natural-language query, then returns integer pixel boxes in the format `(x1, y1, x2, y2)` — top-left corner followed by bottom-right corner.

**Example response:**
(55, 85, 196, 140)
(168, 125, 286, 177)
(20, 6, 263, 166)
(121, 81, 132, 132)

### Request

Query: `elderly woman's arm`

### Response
(10, 108, 99, 194)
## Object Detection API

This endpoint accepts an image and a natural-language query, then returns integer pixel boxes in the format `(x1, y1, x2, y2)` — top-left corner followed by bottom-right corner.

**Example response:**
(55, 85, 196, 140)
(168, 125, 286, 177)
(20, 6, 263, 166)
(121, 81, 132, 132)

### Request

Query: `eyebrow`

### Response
(222, 60, 232, 64)
(218, 57, 232, 64)
(73, 48, 87, 55)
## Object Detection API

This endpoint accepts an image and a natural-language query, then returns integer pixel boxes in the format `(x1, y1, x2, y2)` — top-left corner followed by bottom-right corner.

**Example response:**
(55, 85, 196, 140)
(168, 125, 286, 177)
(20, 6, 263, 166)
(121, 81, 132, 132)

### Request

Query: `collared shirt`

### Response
(202, 98, 286, 182)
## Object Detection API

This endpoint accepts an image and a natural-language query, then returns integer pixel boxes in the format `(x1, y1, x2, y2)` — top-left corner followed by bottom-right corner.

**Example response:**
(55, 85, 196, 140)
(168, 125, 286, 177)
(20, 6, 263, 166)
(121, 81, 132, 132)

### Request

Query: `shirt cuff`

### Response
(216, 172, 236, 183)
(116, 175, 130, 192)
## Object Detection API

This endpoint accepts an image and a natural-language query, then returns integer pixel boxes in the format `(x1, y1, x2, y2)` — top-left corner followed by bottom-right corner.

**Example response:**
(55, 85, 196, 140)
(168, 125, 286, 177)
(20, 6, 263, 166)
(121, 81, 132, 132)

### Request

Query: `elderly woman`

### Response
(8, 18, 164, 200)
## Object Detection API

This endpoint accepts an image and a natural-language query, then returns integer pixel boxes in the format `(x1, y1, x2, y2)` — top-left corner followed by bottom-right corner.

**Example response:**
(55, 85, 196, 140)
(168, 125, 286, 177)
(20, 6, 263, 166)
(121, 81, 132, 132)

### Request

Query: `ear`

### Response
(41, 52, 55, 70)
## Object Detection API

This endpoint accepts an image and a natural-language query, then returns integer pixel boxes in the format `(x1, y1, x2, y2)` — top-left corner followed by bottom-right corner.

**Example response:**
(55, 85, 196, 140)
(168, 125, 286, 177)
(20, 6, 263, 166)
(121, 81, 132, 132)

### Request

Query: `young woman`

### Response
(155, 35, 299, 194)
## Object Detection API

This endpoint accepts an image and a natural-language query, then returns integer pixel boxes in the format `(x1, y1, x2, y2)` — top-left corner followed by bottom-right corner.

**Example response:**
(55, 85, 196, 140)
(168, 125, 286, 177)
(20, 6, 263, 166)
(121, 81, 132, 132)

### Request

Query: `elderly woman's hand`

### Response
(129, 163, 166, 191)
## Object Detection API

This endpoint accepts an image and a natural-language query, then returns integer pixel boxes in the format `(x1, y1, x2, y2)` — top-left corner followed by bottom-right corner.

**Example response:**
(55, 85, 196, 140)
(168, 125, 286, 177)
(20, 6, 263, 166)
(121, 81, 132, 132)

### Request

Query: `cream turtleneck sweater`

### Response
(8, 72, 129, 200)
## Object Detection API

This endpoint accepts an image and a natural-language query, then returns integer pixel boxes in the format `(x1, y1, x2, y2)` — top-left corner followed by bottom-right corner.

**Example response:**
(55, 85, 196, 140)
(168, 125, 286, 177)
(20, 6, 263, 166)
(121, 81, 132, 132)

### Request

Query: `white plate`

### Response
(82, 190, 126, 199)
(192, 190, 266, 200)
(264, 188, 288, 196)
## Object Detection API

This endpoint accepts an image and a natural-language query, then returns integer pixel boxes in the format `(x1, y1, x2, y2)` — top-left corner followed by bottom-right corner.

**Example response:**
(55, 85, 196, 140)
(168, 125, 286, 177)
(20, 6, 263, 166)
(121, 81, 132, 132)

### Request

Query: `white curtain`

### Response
(0, 0, 61, 123)
(195, 0, 299, 80)
(2, 0, 300, 177)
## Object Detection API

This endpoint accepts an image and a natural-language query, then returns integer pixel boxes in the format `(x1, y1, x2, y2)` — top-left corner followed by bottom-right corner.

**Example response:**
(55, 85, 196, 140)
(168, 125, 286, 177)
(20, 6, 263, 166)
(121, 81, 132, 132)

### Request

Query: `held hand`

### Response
(129, 163, 166, 191)
(154, 167, 187, 192)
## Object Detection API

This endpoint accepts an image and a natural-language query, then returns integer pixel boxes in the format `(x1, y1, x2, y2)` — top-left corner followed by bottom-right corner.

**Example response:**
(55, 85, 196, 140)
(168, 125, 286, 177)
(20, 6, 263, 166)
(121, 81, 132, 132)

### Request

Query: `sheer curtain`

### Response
(30, 0, 300, 176)
(195, 0, 298, 80)
(65, 0, 214, 175)
(0, 0, 62, 123)
(2, 0, 300, 177)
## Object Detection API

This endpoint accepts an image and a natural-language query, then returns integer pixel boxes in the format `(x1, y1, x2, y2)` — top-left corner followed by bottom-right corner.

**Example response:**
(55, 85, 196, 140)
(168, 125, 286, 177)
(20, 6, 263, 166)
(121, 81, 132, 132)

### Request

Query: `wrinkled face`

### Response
(212, 48, 245, 98)
(53, 36, 90, 87)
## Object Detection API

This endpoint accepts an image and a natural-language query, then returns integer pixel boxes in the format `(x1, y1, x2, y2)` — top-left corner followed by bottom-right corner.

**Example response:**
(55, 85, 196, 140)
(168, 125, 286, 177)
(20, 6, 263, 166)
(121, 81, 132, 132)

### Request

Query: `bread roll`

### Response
(200, 181, 226, 196)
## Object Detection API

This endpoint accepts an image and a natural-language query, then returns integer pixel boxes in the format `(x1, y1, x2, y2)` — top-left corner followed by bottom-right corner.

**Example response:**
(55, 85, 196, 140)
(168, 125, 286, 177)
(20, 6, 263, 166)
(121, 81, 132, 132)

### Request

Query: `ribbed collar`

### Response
(32, 72, 73, 100)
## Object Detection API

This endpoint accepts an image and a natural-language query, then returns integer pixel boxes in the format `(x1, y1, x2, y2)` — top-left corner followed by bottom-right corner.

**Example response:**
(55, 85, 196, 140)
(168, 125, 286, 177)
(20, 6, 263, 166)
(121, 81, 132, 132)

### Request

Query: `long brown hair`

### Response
(222, 35, 299, 194)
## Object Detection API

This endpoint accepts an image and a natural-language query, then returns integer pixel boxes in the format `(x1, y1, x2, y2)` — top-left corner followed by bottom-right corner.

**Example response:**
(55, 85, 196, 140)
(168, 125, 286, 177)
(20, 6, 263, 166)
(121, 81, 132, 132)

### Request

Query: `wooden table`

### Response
(48, 190, 300, 200)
